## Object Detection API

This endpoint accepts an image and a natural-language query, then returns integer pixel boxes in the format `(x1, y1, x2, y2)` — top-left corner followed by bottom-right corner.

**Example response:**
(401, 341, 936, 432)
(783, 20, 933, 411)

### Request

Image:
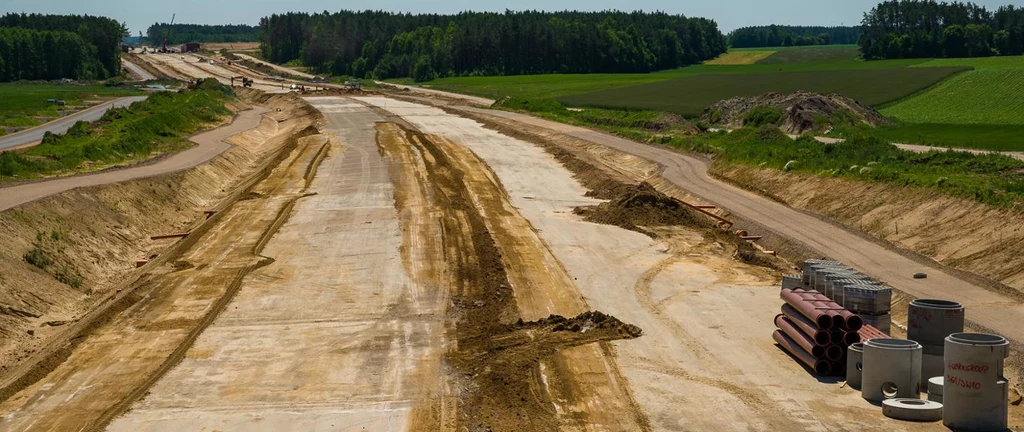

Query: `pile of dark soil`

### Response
(702, 91, 890, 134)
(574, 182, 713, 236)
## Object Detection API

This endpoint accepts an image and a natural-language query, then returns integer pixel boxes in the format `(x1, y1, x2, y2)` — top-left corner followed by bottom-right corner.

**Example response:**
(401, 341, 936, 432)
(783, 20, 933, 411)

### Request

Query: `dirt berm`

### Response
(574, 182, 714, 236)
(703, 91, 890, 134)
(0, 88, 319, 383)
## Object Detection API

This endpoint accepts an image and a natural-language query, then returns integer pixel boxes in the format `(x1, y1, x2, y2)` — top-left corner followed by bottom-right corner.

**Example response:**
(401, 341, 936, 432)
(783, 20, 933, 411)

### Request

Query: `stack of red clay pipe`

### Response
(775, 288, 864, 376)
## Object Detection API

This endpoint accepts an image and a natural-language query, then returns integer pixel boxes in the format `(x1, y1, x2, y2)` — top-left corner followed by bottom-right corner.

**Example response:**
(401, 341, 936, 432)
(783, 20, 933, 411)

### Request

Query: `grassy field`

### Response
(426, 58, 928, 101)
(862, 123, 1024, 152)
(0, 83, 143, 136)
(424, 47, 1023, 151)
(706, 50, 776, 65)
(882, 56, 1024, 125)
(0, 80, 232, 180)
(557, 67, 967, 116)
(756, 45, 861, 64)
(709, 127, 1024, 210)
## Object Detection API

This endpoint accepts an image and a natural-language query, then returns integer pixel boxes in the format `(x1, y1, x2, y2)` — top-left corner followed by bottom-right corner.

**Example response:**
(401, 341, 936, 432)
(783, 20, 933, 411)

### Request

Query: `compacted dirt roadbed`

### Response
(451, 106, 1024, 345)
(2, 93, 1007, 431)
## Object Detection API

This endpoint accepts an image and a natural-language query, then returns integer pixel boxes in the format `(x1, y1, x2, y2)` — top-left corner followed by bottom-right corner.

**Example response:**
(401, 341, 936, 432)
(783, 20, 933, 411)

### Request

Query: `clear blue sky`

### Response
(2, 0, 1023, 35)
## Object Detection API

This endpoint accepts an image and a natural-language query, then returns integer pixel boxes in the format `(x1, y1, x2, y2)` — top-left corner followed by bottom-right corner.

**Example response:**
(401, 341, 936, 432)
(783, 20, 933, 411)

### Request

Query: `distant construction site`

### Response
(1, 35, 1023, 432)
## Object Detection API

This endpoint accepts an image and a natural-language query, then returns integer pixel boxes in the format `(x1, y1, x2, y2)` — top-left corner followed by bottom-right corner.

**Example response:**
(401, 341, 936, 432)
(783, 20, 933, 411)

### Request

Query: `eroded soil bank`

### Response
(715, 164, 1024, 293)
(0, 89, 319, 412)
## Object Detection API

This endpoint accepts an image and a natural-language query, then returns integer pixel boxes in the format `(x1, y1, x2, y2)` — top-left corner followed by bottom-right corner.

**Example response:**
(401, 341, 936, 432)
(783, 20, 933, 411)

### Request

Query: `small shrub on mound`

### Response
(743, 106, 784, 127)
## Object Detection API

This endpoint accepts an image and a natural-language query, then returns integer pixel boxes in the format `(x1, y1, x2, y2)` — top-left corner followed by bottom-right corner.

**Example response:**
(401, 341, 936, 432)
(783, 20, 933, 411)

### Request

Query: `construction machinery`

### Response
(160, 14, 176, 53)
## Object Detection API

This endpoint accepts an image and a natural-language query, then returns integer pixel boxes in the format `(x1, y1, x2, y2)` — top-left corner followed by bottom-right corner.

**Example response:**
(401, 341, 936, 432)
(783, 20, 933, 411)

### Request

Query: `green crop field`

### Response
(756, 45, 861, 64)
(425, 58, 928, 102)
(882, 55, 1024, 126)
(556, 67, 968, 116)
(0, 83, 143, 135)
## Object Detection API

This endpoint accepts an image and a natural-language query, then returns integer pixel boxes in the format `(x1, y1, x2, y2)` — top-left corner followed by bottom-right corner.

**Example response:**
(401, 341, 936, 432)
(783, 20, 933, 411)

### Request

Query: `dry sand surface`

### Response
(4, 89, 1024, 431)
(108, 97, 450, 430)
(233, 53, 316, 79)
(0, 93, 319, 431)
(136, 54, 290, 92)
(354, 96, 956, 430)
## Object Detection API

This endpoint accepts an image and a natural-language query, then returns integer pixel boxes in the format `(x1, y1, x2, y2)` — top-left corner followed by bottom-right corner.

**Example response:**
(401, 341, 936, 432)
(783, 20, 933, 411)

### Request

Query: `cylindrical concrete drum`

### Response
(909, 299, 965, 344)
(846, 342, 865, 389)
(862, 338, 922, 402)
(944, 333, 1010, 431)
(909, 299, 964, 383)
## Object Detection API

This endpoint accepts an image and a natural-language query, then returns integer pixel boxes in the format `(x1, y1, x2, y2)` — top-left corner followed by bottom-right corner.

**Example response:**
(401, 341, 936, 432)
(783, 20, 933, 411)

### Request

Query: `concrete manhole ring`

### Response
(882, 398, 943, 422)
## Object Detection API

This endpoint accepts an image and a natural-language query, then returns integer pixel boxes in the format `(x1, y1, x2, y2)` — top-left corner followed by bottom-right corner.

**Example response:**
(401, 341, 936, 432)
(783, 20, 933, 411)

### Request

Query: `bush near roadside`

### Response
(692, 127, 1024, 210)
(0, 79, 233, 180)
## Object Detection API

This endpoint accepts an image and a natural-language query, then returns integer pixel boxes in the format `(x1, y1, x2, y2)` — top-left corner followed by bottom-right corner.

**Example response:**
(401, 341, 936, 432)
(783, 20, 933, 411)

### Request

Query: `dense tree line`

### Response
(728, 25, 861, 48)
(260, 10, 727, 81)
(0, 13, 126, 79)
(0, 27, 103, 81)
(146, 24, 260, 44)
(860, 1, 1024, 59)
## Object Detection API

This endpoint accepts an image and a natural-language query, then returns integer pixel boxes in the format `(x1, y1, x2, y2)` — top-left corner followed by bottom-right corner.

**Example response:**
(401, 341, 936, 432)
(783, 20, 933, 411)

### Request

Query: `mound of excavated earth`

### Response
(573, 182, 713, 236)
(703, 91, 890, 134)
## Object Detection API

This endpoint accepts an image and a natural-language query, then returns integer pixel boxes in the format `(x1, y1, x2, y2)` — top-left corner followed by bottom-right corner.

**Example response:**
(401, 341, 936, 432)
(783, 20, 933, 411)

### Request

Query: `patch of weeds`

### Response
(742, 106, 784, 127)
(24, 246, 53, 269)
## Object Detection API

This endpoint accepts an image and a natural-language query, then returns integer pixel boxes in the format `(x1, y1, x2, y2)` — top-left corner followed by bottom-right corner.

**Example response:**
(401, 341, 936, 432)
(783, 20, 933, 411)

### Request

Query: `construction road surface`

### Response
(460, 105, 1024, 345)
(122, 58, 157, 81)
(0, 91, 1015, 431)
(0, 96, 148, 151)
(0, 106, 269, 212)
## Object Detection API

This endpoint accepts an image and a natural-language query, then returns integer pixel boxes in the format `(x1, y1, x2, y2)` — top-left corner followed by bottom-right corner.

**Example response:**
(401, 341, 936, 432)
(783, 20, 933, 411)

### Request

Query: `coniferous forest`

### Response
(728, 26, 861, 48)
(146, 24, 260, 44)
(859, 1, 1024, 59)
(0, 13, 126, 81)
(259, 10, 727, 81)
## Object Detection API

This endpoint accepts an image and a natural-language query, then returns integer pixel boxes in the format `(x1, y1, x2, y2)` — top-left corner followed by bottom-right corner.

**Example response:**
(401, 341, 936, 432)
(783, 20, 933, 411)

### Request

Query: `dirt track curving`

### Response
(0, 105, 269, 212)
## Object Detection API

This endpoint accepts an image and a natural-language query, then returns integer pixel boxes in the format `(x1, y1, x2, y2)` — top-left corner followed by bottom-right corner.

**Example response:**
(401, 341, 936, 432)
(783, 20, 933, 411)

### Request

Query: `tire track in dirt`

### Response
(89, 132, 329, 431)
(0, 107, 326, 431)
(375, 120, 648, 431)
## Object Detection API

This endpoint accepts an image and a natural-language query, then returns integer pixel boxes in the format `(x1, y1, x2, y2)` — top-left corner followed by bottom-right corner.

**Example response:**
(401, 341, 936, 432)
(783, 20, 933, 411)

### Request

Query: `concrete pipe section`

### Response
(928, 376, 944, 403)
(908, 299, 964, 384)
(944, 333, 1010, 431)
(846, 342, 865, 389)
(882, 398, 943, 422)
(862, 338, 923, 402)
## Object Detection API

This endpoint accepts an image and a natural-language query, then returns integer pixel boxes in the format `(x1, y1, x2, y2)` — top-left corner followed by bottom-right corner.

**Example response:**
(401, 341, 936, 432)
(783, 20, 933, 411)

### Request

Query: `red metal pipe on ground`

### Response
(829, 360, 846, 376)
(843, 330, 861, 346)
(825, 344, 843, 361)
(774, 315, 826, 358)
(780, 305, 831, 345)
(780, 289, 834, 329)
(787, 288, 863, 331)
(773, 330, 830, 375)
(857, 324, 888, 341)
(787, 288, 846, 328)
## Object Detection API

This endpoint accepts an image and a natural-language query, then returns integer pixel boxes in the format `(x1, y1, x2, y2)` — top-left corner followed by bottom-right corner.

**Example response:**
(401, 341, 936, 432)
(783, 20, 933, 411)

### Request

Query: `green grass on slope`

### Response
(0, 79, 233, 180)
(710, 127, 1024, 210)
(756, 45, 861, 64)
(0, 83, 143, 132)
(862, 123, 1024, 152)
(558, 67, 968, 116)
(881, 68, 1024, 125)
(913, 56, 1024, 69)
(425, 58, 928, 101)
